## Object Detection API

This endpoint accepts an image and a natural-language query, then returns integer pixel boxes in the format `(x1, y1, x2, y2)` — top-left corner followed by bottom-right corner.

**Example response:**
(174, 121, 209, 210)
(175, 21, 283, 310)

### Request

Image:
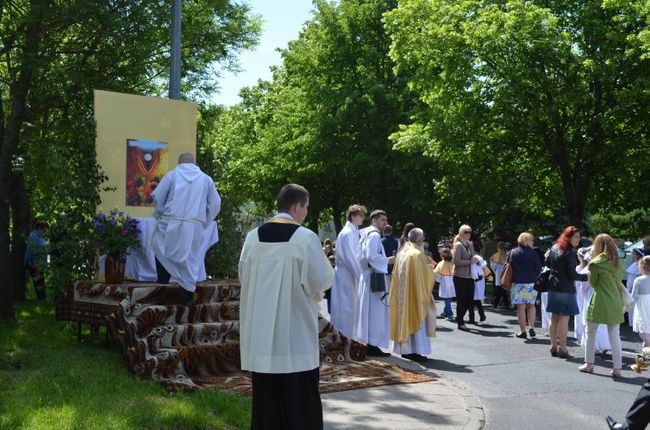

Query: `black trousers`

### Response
(454, 276, 475, 326)
(251, 367, 322, 430)
(623, 379, 650, 429)
(493, 285, 511, 308)
(155, 257, 195, 320)
(473, 300, 485, 319)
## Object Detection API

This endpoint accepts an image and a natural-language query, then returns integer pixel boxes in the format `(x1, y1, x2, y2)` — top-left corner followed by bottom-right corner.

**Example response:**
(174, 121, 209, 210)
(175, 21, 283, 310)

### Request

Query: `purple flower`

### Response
(119, 229, 128, 237)
(109, 220, 116, 226)
(93, 221, 102, 229)
(97, 213, 106, 222)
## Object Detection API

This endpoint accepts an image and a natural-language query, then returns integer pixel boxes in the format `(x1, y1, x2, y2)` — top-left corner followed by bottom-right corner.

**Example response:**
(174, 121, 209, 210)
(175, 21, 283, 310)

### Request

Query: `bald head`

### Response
(178, 153, 195, 164)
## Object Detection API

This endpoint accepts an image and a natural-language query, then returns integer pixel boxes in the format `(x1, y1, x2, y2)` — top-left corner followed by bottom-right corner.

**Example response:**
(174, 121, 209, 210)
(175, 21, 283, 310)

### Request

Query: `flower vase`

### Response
(105, 255, 126, 284)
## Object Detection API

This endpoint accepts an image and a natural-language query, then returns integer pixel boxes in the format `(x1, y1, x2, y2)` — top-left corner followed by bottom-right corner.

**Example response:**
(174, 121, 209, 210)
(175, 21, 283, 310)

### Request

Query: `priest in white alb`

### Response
(151, 153, 221, 315)
(390, 227, 436, 362)
(239, 184, 334, 430)
(354, 209, 395, 357)
(330, 204, 366, 338)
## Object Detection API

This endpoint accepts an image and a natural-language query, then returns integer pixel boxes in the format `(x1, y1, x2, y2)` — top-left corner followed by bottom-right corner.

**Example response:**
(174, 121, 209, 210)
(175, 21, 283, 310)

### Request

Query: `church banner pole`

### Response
(169, 0, 182, 100)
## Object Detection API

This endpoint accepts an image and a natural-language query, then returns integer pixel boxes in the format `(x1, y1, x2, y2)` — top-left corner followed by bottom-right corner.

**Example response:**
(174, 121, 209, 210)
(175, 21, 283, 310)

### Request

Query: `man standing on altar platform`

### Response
(151, 153, 221, 316)
(390, 228, 437, 362)
(330, 204, 366, 338)
(355, 209, 395, 357)
(239, 184, 334, 430)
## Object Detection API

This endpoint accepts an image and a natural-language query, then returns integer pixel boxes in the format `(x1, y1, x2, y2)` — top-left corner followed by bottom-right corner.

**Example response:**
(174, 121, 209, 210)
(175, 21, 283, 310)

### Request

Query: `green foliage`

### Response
(0, 301, 250, 429)
(590, 209, 650, 241)
(384, 0, 649, 228)
(0, 1, 261, 306)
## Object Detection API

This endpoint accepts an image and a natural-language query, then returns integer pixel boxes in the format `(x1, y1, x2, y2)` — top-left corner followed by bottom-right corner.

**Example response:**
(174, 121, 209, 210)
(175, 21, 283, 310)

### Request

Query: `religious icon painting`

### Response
(125, 139, 169, 207)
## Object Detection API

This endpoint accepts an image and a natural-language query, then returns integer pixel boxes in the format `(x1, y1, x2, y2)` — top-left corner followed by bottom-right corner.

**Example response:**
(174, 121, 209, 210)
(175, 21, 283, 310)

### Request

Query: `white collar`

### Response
(275, 212, 294, 220)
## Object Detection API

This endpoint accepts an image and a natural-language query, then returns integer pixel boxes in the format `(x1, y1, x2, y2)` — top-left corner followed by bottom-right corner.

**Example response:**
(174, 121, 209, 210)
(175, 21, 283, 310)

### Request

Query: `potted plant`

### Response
(91, 209, 141, 284)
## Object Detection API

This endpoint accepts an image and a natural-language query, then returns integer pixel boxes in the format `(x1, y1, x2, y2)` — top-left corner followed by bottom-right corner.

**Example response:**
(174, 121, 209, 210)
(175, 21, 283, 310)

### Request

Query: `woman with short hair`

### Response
(509, 232, 542, 339)
(452, 225, 477, 331)
(546, 226, 588, 358)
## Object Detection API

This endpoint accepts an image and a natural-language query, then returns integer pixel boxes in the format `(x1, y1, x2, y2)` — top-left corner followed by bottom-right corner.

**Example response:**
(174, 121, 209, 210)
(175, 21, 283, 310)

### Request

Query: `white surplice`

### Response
(354, 226, 389, 348)
(151, 163, 221, 292)
(238, 219, 334, 373)
(330, 220, 362, 339)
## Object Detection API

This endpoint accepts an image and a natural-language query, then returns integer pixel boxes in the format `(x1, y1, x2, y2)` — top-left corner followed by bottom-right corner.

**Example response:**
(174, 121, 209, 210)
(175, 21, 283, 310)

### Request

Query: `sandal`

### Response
(550, 347, 558, 357)
(610, 369, 623, 379)
(579, 363, 594, 373)
(558, 349, 574, 359)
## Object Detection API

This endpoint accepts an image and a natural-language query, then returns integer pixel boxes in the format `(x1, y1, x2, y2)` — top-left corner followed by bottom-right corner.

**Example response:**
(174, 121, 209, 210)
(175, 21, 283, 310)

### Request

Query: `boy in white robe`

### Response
(354, 209, 395, 356)
(330, 204, 366, 338)
(151, 153, 221, 316)
(239, 184, 334, 430)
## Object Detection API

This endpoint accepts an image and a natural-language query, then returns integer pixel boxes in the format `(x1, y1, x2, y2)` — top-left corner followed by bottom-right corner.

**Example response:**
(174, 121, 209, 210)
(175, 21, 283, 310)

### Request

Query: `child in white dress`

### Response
(435, 248, 455, 320)
(626, 248, 644, 327)
(471, 255, 490, 322)
(632, 256, 650, 347)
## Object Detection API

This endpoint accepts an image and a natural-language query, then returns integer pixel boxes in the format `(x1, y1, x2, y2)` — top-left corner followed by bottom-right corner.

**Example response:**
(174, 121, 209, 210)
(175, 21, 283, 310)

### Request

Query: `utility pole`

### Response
(169, 0, 181, 100)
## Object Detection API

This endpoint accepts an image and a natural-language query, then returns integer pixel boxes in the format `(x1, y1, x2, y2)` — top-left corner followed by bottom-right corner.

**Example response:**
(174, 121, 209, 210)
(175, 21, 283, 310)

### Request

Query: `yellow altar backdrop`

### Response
(94, 90, 197, 218)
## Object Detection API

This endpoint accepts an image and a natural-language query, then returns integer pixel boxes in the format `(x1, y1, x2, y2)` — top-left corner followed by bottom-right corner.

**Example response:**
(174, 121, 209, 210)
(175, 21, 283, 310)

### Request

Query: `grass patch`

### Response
(0, 299, 251, 430)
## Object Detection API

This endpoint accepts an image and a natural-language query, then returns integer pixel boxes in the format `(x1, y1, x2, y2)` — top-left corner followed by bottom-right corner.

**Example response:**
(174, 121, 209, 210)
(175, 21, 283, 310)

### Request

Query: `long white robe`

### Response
(151, 163, 221, 292)
(627, 262, 640, 327)
(330, 220, 362, 339)
(238, 220, 334, 373)
(393, 321, 431, 356)
(354, 226, 390, 348)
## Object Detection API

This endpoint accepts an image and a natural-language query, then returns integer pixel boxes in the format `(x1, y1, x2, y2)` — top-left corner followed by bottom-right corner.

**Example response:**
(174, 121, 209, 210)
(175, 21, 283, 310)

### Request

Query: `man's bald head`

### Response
(178, 153, 195, 164)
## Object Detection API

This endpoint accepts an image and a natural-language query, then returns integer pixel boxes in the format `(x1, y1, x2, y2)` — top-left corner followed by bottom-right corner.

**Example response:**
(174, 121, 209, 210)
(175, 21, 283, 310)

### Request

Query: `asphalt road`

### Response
(423, 302, 646, 430)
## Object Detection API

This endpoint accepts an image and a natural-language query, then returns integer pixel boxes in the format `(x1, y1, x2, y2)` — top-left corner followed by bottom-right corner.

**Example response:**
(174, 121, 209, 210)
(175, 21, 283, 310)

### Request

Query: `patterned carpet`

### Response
(59, 280, 435, 393)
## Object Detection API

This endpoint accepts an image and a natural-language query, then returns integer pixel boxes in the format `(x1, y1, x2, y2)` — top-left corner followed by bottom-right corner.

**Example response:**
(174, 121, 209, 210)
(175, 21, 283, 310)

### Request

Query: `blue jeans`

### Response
(443, 298, 453, 317)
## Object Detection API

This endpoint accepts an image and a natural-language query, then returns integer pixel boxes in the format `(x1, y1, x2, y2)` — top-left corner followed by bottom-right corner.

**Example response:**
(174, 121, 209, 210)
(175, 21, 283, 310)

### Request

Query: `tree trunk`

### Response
(307, 208, 319, 235)
(10, 170, 31, 300)
(0, 0, 46, 321)
(332, 204, 343, 234)
(553, 152, 588, 230)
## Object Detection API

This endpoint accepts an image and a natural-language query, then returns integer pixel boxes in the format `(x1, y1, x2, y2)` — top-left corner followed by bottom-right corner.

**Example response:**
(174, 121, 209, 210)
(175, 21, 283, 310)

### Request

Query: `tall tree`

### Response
(0, 1, 260, 321)
(221, 0, 441, 235)
(385, 0, 649, 229)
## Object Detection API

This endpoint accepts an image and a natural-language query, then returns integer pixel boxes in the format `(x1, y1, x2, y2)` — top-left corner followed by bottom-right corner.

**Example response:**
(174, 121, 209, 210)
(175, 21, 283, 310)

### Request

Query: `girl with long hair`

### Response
(579, 234, 624, 378)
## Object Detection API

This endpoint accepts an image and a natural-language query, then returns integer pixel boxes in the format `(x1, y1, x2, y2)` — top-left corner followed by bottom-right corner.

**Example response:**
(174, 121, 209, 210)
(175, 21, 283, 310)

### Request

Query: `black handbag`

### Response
(370, 271, 386, 293)
(534, 270, 551, 293)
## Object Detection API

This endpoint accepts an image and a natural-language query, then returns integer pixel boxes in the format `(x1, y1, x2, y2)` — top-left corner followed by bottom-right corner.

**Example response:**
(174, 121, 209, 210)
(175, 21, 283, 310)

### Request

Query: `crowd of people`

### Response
(21, 165, 650, 429)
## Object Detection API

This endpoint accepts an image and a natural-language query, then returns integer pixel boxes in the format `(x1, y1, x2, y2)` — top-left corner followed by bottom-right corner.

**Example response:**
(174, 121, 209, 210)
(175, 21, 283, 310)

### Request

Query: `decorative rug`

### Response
(60, 280, 435, 393)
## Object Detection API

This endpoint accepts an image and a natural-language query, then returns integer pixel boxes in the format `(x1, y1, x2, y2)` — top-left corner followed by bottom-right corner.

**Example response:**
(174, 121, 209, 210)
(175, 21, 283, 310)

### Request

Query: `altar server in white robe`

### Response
(151, 153, 221, 313)
(239, 184, 334, 430)
(330, 204, 366, 338)
(390, 228, 436, 362)
(355, 209, 395, 357)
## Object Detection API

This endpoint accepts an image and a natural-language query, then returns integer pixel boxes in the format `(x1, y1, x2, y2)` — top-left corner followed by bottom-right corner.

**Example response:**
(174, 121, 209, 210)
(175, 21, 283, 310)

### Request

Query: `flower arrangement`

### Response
(91, 209, 141, 258)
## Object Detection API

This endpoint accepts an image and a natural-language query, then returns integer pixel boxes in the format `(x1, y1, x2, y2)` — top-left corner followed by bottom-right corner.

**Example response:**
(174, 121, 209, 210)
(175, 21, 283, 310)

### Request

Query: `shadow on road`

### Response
(420, 358, 474, 373)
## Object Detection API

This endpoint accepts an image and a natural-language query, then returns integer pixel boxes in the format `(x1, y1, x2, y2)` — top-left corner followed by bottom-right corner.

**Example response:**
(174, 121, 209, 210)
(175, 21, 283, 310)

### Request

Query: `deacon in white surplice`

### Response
(354, 209, 395, 357)
(330, 204, 366, 338)
(239, 184, 334, 430)
(151, 153, 221, 313)
(390, 228, 436, 362)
